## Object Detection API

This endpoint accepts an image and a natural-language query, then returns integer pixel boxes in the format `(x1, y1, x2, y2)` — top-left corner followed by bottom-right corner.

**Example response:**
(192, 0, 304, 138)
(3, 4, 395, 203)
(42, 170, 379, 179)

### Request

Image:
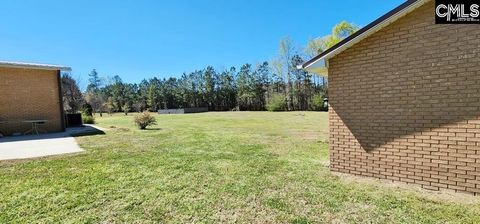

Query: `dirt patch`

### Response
(333, 172, 480, 205)
(108, 126, 130, 132)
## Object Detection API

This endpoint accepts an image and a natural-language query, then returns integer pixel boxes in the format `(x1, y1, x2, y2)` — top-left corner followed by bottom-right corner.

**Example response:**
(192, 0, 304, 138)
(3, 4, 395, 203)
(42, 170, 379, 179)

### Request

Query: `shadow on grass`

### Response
(68, 125, 106, 137)
(141, 127, 162, 131)
(70, 129, 105, 137)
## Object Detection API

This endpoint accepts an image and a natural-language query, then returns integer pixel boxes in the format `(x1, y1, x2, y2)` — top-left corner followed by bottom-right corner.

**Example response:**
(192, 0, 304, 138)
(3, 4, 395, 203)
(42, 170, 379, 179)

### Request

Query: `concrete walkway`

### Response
(0, 125, 104, 161)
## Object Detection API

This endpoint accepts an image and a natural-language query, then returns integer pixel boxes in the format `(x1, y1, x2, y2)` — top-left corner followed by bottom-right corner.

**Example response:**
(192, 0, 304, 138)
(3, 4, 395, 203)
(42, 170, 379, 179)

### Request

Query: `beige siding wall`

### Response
(0, 67, 63, 135)
(328, 1, 480, 194)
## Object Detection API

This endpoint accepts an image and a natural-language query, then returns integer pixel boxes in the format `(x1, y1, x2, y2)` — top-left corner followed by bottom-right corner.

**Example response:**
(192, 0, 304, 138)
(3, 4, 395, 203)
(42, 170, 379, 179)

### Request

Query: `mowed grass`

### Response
(0, 112, 479, 223)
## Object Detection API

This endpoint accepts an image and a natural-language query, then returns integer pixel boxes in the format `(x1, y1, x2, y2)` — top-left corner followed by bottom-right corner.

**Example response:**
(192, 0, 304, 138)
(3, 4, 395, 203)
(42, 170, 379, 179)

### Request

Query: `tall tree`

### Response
(105, 96, 115, 115)
(216, 67, 237, 110)
(304, 21, 358, 101)
(86, 69, 102, 92)
(290, 55, 309, 110)
(203, 66, 216, 110)
(161, 77, 180, 109)
(85, 91, 106, 116)
(79, 30, 347, 113)
(136, 79, 150, 112)
(252, 62, 270, 110)
(272, 37, 295, 111)
(236, 64, 255, 111)
(305, 21, 359, 56)
(61, 73, 84, 113)
(147, 78, 162, 111)
(85, 69, 106, 116)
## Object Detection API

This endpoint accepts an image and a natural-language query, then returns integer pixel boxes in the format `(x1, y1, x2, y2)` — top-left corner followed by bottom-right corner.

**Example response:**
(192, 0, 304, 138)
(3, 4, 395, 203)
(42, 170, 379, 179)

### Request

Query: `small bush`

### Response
(266, 94, 286, 112)
(81, 103, 93, 116)
(310, 94, 326, 111)
(122, 103, 131, 116)
(134, 111, 157, 130)
(82, 115, 95, 124)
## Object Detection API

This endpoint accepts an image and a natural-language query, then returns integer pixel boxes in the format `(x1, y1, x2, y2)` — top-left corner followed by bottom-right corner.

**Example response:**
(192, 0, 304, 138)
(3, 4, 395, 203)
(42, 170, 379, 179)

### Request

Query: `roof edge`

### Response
(0, 61, 72, 71)
(301, 0, 429, 71)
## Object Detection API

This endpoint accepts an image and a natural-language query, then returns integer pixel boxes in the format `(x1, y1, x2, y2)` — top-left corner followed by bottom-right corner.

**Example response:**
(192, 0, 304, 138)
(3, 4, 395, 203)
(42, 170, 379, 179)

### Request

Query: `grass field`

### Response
(0, 112, 479, 223)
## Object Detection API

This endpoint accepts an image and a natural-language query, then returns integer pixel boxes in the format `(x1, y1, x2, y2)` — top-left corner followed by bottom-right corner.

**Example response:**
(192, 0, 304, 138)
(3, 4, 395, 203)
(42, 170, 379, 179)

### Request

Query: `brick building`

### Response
(300, 0, 480, 194)
(0, 61, 71, 136)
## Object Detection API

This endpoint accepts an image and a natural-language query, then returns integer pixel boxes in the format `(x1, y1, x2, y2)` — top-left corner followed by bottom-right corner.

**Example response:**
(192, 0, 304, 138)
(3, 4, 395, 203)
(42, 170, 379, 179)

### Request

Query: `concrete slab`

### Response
(0, 135, 83, 160)
(0, 125, 104, 161)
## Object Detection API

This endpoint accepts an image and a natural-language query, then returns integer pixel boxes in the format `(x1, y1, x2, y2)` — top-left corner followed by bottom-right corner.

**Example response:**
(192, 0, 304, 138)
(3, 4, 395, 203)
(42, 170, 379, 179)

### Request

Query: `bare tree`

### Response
(272, 37, 296, 111)
(85, 91, 106, 117)
(61, 73, 84, 113)
(132, 101, 145, 112)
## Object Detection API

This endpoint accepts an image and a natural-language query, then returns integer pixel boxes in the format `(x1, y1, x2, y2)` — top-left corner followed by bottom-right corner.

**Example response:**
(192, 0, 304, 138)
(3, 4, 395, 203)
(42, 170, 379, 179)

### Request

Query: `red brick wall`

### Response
(328, 1, 480, 194)
(0, 67, 64, 135)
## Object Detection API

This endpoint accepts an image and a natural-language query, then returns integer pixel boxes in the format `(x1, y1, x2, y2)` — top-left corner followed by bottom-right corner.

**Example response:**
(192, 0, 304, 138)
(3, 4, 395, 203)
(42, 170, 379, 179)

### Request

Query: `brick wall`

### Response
(328, 1, 480, 194)
(0, 67, 64, 135)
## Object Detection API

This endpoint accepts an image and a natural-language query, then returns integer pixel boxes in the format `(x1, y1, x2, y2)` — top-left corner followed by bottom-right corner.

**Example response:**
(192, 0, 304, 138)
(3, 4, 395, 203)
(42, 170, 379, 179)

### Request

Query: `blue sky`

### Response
(0, 0, 404, 87)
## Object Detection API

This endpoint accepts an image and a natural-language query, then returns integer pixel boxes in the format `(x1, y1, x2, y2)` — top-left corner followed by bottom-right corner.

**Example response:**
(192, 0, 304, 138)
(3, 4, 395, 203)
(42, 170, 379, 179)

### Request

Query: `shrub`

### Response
(310, 94, 326, 111)
(134, 111, 157, 130)
(105, 97, 115, 115)
(266, 94, 286, 112)
(82, 115, 95, 124)
(81, 103, 93, 116)
(122, 103, 131, 116)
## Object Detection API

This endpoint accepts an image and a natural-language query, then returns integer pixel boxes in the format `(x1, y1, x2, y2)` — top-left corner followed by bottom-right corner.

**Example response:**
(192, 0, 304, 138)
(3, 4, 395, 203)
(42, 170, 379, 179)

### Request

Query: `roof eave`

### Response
(300, 0, 430, 75)
(298, 59, 328, 76)
(0, 61, 72, 71)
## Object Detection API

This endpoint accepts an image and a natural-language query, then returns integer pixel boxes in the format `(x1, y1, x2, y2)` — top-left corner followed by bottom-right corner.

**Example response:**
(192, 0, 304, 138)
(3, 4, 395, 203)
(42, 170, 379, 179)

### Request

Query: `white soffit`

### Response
(301, 0, 431, 76)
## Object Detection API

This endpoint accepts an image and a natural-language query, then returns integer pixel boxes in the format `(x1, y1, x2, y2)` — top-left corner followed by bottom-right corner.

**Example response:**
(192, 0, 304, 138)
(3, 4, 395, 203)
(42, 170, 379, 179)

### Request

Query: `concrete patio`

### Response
(0, 125, 104, 161)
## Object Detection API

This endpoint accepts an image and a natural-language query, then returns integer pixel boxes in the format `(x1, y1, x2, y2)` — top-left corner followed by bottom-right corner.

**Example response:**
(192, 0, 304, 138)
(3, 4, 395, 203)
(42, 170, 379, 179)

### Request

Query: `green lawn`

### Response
(0, 112, 479, 223)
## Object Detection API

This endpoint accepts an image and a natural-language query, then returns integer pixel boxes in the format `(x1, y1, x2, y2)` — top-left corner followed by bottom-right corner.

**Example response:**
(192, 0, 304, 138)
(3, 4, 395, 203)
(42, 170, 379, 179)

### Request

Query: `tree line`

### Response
(62, 21, 358, 115)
